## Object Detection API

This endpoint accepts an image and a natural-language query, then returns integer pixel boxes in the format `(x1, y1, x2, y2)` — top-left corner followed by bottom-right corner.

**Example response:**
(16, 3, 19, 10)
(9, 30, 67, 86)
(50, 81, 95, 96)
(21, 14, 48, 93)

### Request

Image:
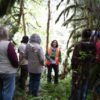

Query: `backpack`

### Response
(96, 40, 100, 62)
(77, 41, 96, 77)
(79, 41, 95, 63)
(71, 41, 95, 70)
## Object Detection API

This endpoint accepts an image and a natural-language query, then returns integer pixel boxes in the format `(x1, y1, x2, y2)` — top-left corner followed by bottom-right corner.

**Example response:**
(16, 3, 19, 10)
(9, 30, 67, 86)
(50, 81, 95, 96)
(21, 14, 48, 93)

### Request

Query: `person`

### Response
(93, 75, 100, 100)
(0, 26, 18, 100)
(89, 31, 100, 99)
(25, 33, 44, 96)
(18, 36, 29, 90)
(70, 29, 96, 100)
(45, 40, 62, 84)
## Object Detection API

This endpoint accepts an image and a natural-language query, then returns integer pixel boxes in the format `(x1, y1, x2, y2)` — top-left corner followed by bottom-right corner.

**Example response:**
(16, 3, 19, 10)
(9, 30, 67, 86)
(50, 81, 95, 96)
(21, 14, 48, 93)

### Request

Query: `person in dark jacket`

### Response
(90, 31, 100, 100)
(70, 29, 96, 100)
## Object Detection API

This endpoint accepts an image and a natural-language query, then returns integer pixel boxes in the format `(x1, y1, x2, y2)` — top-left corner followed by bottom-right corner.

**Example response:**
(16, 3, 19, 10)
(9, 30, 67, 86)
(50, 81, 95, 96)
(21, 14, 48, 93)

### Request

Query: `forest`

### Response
(0, 0, 100, 100)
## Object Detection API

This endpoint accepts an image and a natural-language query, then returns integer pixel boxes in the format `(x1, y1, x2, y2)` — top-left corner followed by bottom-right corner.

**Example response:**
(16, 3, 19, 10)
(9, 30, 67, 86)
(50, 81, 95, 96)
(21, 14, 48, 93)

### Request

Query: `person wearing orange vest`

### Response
(45, 40, 61, 84)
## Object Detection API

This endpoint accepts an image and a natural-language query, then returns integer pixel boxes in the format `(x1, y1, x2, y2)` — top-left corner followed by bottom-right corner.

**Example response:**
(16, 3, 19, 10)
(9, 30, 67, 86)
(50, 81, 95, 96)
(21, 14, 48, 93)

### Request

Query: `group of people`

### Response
(0, 26, 100, 100)
(0, 26, 62, 100)
(70, 29, 100, 100)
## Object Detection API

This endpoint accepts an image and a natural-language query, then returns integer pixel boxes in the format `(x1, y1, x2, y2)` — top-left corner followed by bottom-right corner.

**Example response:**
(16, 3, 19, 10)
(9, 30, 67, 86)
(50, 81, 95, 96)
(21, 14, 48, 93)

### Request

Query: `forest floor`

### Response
(13, 73, 93, 100)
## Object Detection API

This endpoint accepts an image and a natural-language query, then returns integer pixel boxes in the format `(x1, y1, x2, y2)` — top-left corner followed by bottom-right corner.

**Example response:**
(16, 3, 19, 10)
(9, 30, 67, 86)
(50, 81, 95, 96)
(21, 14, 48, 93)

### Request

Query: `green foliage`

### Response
(79, 51, 88, 60)
(78, 50, 93, 62)
(14, 72, 94, 100)
(14, 73, 70, 100)
(0, 0, 46, 41)
(56, 0, 100, 52)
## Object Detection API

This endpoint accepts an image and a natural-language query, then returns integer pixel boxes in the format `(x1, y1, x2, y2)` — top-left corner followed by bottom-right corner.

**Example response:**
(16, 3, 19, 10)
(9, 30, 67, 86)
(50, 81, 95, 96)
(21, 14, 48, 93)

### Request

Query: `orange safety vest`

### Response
(45, 47, 60, 65)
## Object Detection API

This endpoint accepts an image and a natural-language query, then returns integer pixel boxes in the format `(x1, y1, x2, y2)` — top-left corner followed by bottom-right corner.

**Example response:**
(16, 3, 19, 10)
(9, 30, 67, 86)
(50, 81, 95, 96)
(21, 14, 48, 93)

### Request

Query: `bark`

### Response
(18, 0, 26, 35)
(46, 0, 51, 51)
(18, 0, 23, 25)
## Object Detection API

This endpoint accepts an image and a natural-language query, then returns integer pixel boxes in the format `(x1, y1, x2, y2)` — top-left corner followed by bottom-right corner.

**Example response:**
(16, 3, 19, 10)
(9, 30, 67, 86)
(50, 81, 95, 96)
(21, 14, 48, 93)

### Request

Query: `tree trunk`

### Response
(18, 0, 26, 35)
(46, 0, 51, 51)
(18, 0, 23, 25)
(22, 7, 26, 36)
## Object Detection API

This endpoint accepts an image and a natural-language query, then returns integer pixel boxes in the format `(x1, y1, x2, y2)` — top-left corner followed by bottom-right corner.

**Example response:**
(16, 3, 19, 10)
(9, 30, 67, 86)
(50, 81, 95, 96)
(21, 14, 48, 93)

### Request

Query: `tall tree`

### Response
(46, 0, 51, 51)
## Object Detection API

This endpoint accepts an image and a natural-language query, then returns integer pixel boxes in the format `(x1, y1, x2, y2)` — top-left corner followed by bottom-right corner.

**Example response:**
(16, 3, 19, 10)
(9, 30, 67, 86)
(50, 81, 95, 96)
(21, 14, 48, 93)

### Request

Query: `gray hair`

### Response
(0, 26, 8, 40)
(30, 33, 41, 44)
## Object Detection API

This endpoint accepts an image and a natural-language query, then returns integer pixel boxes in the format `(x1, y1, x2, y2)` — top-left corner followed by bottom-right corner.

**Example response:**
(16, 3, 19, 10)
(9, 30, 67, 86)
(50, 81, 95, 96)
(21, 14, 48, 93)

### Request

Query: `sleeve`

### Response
(45, 49, 50, 60)
(38, 47, 45, 65)
(25, 44, 28, 59)
(59, 50, 62, 63)
(71, 43, 80, 70)
(18, 44, 24, 54)
(18, 45, 25, 63)
(19, 52, 24, 64)
(7, 42, 18, 68)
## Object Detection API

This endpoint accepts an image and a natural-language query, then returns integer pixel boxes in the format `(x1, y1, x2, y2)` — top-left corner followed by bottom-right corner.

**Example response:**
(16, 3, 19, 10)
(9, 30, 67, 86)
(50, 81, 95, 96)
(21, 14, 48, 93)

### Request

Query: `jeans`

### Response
(47, 64, 59, 84)
(93, 77, 100, 95)
(89, 62, 100, 89)
(70, 72, 88, 100)
(77, 78, 88, 100)
(29, 73, 41, 96)
(19, 65, 28, 90)
(69, 71, 78, 100)
(0, 73, 16, 100)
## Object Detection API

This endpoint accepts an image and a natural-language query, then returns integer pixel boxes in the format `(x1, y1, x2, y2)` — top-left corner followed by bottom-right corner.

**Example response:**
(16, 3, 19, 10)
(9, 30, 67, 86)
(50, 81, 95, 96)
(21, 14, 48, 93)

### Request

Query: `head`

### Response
(21, 35, 29, 44)
(30, 33, 41, 44)
(0, 26, 8, 40)
(51, 40, 58, 48)
(81, 29, 92, 40)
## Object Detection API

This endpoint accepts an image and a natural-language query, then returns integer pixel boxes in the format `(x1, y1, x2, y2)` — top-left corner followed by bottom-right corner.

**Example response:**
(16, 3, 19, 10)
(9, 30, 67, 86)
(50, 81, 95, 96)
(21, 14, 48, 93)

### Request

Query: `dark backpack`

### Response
(71, 41, 95, 70)
(78, 41, 95, 63)
(76, 41, 96, 77)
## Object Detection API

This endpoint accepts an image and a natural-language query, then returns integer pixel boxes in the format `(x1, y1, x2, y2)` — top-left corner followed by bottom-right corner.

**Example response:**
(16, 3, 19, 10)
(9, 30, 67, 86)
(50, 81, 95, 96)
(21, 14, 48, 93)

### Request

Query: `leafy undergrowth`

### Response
(13, 73, 92, 100)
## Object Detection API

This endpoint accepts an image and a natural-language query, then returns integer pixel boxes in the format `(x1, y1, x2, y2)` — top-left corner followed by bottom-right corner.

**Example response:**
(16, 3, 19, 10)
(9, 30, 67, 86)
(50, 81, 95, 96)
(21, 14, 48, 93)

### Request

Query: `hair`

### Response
(51, 40, 58, 48)
(0, 26, 8, 40)
(30, 33, 41, 44)
(82, 29, 92, 39)
(21, 35, 29, 44)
